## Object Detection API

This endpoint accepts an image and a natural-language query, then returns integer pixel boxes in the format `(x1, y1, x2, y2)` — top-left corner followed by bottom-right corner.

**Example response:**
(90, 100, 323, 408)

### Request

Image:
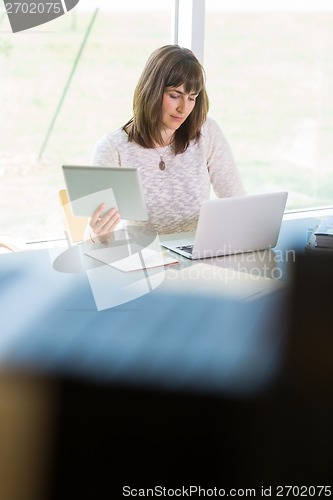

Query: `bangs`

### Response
(165, 58, 204, 94)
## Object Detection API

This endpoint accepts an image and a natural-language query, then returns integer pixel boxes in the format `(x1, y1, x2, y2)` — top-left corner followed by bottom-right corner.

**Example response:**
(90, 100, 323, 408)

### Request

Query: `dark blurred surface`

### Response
(48, 251, 333, 497)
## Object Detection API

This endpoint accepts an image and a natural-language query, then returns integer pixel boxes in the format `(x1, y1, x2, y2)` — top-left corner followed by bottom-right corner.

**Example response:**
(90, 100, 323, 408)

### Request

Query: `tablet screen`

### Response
(62, 165, 148, 221)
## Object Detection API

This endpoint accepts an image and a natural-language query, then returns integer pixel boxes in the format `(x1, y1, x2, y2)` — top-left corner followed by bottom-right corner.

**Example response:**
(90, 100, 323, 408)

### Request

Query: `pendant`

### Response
(159, 159, 166, 171)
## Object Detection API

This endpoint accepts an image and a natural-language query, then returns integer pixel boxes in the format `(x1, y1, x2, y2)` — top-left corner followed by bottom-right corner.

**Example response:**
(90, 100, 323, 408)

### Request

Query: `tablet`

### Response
(62, 165, 148, 221)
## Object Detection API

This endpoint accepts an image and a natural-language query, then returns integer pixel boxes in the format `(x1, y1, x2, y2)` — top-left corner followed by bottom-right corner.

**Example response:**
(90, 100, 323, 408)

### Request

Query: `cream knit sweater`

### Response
(90, 117, 246, 234)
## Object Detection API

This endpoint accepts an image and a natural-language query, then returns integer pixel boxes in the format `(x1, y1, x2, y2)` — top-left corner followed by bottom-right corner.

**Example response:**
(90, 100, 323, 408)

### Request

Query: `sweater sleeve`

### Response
(202, 117, 247, 197)
(90, 134, 121, 167)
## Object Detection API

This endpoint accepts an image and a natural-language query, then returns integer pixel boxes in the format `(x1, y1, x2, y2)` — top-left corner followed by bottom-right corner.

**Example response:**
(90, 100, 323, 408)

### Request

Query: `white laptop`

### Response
(161, 192, 288, 259)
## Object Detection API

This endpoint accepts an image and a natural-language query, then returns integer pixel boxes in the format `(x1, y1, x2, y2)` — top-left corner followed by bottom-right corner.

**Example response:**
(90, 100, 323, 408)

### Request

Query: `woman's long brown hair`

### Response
(123, 45, 209, 154)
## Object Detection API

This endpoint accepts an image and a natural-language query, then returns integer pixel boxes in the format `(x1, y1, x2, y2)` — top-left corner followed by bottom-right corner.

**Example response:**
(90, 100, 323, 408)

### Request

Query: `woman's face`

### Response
(160, 83, 197, 135)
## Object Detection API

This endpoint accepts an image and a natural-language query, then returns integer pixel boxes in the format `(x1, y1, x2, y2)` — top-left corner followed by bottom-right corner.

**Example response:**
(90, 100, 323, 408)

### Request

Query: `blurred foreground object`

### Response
(0, 372, 56, 500)
(0, 251, 332, 498)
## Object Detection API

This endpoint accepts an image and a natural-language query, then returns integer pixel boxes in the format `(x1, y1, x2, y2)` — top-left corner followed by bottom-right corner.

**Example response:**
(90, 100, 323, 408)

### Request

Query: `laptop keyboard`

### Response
(176, 245, 194, 254)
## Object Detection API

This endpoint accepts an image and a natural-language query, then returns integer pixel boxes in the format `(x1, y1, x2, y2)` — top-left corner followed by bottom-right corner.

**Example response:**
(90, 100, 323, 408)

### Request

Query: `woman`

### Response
(88, 44, 246, 241)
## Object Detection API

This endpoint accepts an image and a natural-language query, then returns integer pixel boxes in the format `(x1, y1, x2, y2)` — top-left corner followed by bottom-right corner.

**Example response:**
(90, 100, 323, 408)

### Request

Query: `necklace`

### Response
(155, 145, 169, 171)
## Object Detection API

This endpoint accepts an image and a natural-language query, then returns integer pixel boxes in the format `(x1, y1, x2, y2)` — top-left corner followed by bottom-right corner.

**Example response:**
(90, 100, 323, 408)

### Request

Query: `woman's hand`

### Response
(89, 203, 121, 242)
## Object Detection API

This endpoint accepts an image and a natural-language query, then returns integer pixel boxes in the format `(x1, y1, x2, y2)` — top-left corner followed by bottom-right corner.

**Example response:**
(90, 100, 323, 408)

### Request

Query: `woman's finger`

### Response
(91, 207, 120, 235)
(90, 203, 107, 227)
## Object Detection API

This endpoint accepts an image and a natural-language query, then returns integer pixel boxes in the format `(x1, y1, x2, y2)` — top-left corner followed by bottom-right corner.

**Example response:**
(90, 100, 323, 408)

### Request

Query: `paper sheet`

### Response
(111, 248, 179, 272)
(85, 246, 179, 272)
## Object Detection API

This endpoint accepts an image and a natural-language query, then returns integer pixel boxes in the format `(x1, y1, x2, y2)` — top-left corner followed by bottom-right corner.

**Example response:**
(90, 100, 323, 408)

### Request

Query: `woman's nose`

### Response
(177, 98, 185, 113)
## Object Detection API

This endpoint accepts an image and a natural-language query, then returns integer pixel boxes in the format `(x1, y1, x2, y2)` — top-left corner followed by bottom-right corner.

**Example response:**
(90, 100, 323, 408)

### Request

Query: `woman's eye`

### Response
(170, 94, 178, 99)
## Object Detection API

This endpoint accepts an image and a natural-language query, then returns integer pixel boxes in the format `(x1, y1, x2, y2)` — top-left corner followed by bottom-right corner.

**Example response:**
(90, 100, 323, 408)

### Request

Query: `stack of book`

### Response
(314, 217, 333, 249)
(305, 216, 333, 253)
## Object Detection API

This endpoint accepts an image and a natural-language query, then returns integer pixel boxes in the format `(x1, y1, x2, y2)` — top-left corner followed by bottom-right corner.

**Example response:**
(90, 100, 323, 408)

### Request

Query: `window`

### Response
(205, 0, 333, 210)
(2, 0, 332, 244)
(0, 0, 173, 241)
